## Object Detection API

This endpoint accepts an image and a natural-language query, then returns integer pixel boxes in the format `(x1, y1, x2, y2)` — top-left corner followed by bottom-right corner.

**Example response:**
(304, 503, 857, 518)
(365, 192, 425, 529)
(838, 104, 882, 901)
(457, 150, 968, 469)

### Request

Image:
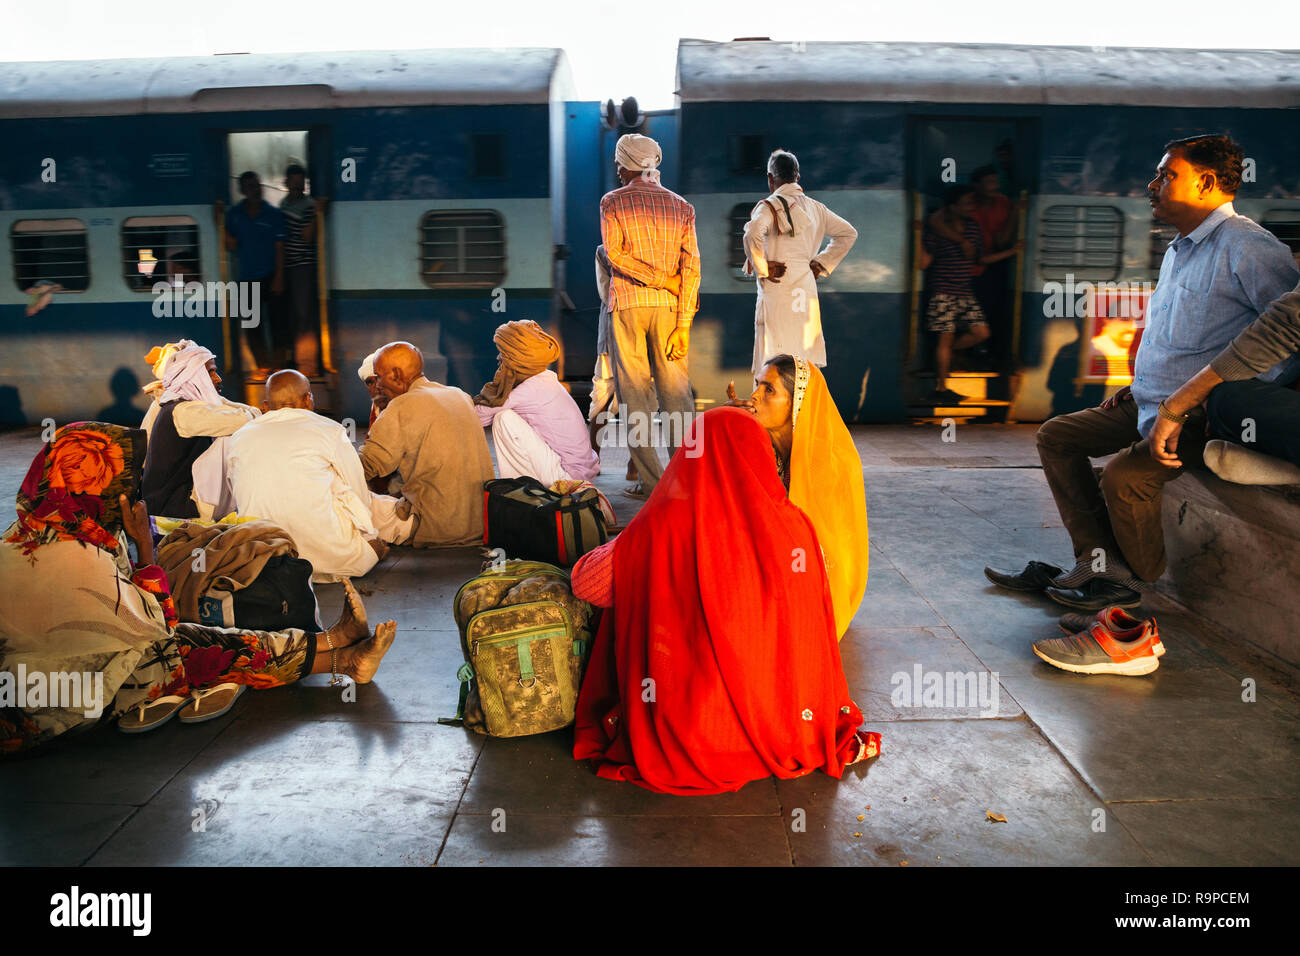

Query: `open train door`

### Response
(904, 115, 1038, 424)
(217, 125, 339, 413)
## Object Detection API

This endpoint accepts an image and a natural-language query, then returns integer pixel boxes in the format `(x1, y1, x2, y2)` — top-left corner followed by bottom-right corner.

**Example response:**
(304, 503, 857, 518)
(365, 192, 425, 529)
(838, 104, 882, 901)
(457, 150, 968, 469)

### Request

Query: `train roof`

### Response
(0, 48, 574, 118)
(675, 38, 1300, 108)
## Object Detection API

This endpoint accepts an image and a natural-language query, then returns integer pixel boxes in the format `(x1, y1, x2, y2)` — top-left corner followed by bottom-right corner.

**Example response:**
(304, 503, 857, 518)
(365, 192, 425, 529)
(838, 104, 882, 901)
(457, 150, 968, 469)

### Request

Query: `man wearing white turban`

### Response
(358, 348, 389, 428)
(600, 132, 701, 498)
(141, 344, 259, 518)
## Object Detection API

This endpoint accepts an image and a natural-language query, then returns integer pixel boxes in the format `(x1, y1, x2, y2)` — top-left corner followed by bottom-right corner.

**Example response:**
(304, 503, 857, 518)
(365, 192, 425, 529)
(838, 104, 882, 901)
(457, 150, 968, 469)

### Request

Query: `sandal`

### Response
(117, 695, 189, 734)
(848, 730, 882, 765)
(178, 683, 246, 723)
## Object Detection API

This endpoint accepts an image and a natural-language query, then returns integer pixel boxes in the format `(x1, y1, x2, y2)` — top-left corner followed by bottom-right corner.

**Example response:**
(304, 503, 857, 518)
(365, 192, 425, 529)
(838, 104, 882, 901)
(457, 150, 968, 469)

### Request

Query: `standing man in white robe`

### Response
(227, 370, 388, 582)
(743, 149, 858, 375)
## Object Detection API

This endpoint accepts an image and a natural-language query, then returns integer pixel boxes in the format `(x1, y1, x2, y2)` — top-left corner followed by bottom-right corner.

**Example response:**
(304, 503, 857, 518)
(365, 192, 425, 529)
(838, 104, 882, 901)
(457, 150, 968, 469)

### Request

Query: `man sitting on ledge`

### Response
(227, 370, 389, 583)
(985, 134, 1300, 612)
(359, 341, 495, 547)
(473, 320, 599, 487)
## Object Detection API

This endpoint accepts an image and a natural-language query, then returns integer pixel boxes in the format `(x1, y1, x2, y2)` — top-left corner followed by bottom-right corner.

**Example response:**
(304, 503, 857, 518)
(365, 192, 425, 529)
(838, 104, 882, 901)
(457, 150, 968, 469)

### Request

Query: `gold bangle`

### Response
(1157, 400, 1190, 425)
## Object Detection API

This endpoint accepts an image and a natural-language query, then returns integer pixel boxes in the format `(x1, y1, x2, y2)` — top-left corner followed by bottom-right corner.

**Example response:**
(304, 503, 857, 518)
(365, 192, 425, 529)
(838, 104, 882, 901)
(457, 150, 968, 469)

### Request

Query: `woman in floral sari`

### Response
(0, 423, 396, 756)
(570, 406, 878, 795)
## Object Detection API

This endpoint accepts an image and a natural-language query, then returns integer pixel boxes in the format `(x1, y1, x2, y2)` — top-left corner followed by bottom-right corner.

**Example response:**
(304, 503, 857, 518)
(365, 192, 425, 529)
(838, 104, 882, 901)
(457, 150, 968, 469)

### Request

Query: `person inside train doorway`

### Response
(743, 149, 858, 377)
(599, 133, 700, 500)
(214, 171, 286, 377)
(968, 164, 1024, 367)
(280, 165, 327, 377)
(986, 134, 1299, 659)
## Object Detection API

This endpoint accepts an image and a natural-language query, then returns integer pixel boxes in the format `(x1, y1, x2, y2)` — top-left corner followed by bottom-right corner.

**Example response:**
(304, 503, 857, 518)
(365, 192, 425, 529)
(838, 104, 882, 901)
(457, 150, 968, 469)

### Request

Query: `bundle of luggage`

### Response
(442, 558, 597, 738)
(482, 476, 614, 568)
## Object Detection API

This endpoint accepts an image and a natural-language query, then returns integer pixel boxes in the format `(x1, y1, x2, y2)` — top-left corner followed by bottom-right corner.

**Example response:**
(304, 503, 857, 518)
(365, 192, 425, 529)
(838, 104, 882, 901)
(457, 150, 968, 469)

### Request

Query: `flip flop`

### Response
(179, 683, 246, 723)
(117, 695, 189, 734)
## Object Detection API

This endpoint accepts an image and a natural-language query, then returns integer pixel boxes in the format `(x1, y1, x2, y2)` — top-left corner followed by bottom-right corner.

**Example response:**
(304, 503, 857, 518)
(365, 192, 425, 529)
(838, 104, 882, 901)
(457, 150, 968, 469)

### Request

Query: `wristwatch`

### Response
(1157, 400, 1190, 425)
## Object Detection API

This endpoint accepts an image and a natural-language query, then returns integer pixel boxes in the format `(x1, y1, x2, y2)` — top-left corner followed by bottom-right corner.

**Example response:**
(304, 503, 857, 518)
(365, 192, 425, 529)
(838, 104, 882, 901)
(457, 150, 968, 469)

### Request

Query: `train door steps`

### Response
(1158, 470, 1300, 669)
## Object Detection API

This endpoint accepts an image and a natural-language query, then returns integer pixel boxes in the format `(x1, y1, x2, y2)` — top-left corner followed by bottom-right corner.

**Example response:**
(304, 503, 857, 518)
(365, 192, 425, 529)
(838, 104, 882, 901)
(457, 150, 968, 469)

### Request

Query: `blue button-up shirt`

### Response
(1133, 202, 1300, 437)
(225, 200, 286, 282)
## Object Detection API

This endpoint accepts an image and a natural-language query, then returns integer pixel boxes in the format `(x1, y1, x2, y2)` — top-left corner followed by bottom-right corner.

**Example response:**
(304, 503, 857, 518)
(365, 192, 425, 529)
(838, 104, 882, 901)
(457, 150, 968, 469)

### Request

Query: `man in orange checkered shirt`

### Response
(600, 133, 701, 498)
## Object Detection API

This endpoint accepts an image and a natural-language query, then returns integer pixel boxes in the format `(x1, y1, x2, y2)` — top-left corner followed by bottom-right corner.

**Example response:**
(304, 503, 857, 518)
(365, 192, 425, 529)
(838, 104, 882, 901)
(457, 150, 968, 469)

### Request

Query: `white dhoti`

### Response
(491, 408, 574, 488)
(370, 493, 417, 546)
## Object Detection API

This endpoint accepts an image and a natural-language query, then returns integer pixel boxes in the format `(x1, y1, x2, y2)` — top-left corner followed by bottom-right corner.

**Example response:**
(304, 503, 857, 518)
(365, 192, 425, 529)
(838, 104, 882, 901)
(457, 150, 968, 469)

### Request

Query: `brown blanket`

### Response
(156, 519, 298, 621)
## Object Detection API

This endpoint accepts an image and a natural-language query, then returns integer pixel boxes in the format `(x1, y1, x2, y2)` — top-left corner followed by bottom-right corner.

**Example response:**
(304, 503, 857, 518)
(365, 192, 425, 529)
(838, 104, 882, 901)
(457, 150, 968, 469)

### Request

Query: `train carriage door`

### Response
(905, 116, 1038, 423)
(220, 128, 337, 411)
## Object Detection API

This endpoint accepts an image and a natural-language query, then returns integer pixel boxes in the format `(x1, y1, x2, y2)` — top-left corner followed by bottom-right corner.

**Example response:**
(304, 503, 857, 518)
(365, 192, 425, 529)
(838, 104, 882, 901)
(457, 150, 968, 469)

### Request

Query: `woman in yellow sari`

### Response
(727, 355, 869, 638)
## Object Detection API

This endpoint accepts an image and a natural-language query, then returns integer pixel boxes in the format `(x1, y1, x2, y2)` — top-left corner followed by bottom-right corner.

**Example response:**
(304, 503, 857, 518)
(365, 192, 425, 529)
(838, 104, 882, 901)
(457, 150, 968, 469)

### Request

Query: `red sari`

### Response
(573, 407, 875, 795)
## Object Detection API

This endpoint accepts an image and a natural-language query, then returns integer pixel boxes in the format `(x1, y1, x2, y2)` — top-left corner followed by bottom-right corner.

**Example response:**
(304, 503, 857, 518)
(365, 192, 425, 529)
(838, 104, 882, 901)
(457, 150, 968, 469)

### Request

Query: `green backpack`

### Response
(442, 559, 596, 737)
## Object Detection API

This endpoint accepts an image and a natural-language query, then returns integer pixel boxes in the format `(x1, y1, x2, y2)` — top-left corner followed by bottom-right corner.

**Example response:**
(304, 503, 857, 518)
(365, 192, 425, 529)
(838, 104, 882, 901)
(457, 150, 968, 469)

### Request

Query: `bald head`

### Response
(374, 341, 425, 399)
(265, 369, 314, 410)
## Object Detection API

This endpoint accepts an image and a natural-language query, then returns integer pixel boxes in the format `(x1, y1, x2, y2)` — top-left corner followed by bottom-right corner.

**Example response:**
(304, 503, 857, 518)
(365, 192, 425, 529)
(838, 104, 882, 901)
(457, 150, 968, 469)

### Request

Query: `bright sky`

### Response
(5, 0, 1298, 110)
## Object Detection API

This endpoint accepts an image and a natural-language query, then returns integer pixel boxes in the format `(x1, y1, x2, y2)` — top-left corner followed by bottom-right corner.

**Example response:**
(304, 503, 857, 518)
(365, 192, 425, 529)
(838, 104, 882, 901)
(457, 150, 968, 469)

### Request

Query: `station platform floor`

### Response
(2, 422, 1298, 867)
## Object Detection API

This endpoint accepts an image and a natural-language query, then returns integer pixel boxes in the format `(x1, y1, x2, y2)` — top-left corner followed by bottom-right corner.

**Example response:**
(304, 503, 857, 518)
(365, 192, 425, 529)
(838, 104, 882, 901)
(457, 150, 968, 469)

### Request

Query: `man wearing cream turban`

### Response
(474, 320, 599, 487)
(600, 132, 701, 498)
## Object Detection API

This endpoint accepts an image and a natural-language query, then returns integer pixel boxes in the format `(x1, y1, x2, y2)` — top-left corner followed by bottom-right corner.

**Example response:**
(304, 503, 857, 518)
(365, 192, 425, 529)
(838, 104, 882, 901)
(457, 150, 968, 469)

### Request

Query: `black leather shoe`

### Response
(1045, 579, 1142, 612)
(983, 560, 1066, 592)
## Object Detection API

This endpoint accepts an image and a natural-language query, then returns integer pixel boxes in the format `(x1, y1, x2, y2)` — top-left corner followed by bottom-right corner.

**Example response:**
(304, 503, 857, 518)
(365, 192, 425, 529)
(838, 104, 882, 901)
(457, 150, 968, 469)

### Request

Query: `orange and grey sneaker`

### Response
(1033, 611, 1164, 676)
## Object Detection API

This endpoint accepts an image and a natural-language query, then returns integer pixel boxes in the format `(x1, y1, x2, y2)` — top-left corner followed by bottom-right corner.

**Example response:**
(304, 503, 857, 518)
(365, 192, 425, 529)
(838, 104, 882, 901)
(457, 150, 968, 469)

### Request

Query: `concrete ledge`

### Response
(1159, 469, 1300, 668)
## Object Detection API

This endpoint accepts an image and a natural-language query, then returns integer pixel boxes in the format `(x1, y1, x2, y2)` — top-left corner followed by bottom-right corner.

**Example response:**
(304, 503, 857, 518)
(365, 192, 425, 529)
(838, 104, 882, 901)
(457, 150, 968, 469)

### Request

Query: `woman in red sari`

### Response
(571, 406, 878, 795)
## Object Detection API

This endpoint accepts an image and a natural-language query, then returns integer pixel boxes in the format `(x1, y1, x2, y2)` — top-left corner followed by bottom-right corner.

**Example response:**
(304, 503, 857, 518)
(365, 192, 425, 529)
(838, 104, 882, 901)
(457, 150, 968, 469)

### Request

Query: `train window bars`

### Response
(419, 210, 507, 289)
(729, 203, 753, 280)
(1148, 219, 1179, 276)
(1262, 210, 1300, 258)
(11, 219, 90, 293)
(1037, 204, 1124, 283)
(121, 216, 201, 292)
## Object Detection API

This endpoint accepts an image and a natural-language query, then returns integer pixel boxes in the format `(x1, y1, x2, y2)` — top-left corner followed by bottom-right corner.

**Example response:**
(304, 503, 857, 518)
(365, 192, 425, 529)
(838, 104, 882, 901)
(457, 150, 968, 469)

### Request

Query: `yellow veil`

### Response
(788, 359, 869, 639)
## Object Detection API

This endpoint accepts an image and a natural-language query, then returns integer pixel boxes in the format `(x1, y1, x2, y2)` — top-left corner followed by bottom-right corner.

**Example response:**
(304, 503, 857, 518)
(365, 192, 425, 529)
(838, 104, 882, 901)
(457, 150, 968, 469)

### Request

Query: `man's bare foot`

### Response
(344, 620, 397, 684)
(325, 580, 369, 647)
(367, 537, 390, 561)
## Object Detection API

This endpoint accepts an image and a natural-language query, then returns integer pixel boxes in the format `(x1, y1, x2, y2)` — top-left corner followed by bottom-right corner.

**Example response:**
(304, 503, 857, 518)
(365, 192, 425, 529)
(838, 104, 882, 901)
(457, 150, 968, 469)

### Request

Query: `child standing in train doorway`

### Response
(923, 184, 1021, 405)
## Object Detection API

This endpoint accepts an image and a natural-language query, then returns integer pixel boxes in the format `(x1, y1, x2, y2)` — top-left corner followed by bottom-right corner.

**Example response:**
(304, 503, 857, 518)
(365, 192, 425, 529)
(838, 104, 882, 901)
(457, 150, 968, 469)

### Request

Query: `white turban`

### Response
(158, 344, 221, 405)
(615, 134, 662, 183)
(358, 348, 382, 382)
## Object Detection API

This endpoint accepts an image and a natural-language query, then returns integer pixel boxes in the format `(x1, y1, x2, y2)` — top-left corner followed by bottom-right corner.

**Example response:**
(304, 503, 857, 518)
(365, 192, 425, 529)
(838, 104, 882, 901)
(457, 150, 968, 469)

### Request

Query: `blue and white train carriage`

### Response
(667, 39, 1300, 422)
(2, 40, 1299, 428)
(0, 48, 574, 426)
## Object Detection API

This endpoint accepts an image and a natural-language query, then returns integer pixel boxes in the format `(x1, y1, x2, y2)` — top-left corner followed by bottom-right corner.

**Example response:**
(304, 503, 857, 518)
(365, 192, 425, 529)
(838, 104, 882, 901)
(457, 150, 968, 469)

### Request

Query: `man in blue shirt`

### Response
(986, 134, 1299, 616)
(215, 171, 286, 374)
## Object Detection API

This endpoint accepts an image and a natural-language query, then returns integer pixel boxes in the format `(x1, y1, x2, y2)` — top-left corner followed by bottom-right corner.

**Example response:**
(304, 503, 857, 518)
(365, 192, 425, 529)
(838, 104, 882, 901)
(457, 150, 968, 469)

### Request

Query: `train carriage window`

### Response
(11, 219, 90, 293)
(121, 216, 201, 291)
(728, 202, 754, 279)
(1038, 205, 1124, 282)
(1148, 220, 1179, 276)
(419, 210, 506, 288)
(1262, 210, 1300, 258)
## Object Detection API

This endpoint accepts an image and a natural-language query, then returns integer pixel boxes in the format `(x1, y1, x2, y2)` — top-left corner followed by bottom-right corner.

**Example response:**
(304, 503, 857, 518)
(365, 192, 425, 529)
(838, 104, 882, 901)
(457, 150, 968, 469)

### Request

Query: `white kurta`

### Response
(743, 182, 858, 374)
(226, 407, 379, 582)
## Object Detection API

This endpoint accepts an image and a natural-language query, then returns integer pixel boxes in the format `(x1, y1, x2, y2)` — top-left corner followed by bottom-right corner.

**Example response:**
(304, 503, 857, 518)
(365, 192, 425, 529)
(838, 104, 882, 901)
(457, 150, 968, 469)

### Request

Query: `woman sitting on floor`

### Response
(727, 353, 870, 639)
(0, 423, 396, 756)
(570, 406, 879, 795)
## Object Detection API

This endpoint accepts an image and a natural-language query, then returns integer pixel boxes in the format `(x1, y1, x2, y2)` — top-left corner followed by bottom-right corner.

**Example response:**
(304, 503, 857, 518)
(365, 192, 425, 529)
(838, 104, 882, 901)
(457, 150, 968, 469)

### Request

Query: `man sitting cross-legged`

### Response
(226, 370, 392, 583)
(359, 341, 496, 547)
(473, 319, 599, 487)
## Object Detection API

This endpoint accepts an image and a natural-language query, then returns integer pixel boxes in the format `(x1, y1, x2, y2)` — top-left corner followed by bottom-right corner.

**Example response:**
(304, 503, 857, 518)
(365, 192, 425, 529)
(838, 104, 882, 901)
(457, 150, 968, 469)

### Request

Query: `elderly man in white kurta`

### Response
(227, 370, 387, 582)
(743, 149, 858, 375)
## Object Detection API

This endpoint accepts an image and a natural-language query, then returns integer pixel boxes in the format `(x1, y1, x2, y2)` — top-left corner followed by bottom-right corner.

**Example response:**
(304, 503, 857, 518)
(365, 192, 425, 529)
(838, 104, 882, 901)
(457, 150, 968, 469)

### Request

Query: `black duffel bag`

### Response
(482, 477, 608, 567)
(198, 554, 322, 633)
